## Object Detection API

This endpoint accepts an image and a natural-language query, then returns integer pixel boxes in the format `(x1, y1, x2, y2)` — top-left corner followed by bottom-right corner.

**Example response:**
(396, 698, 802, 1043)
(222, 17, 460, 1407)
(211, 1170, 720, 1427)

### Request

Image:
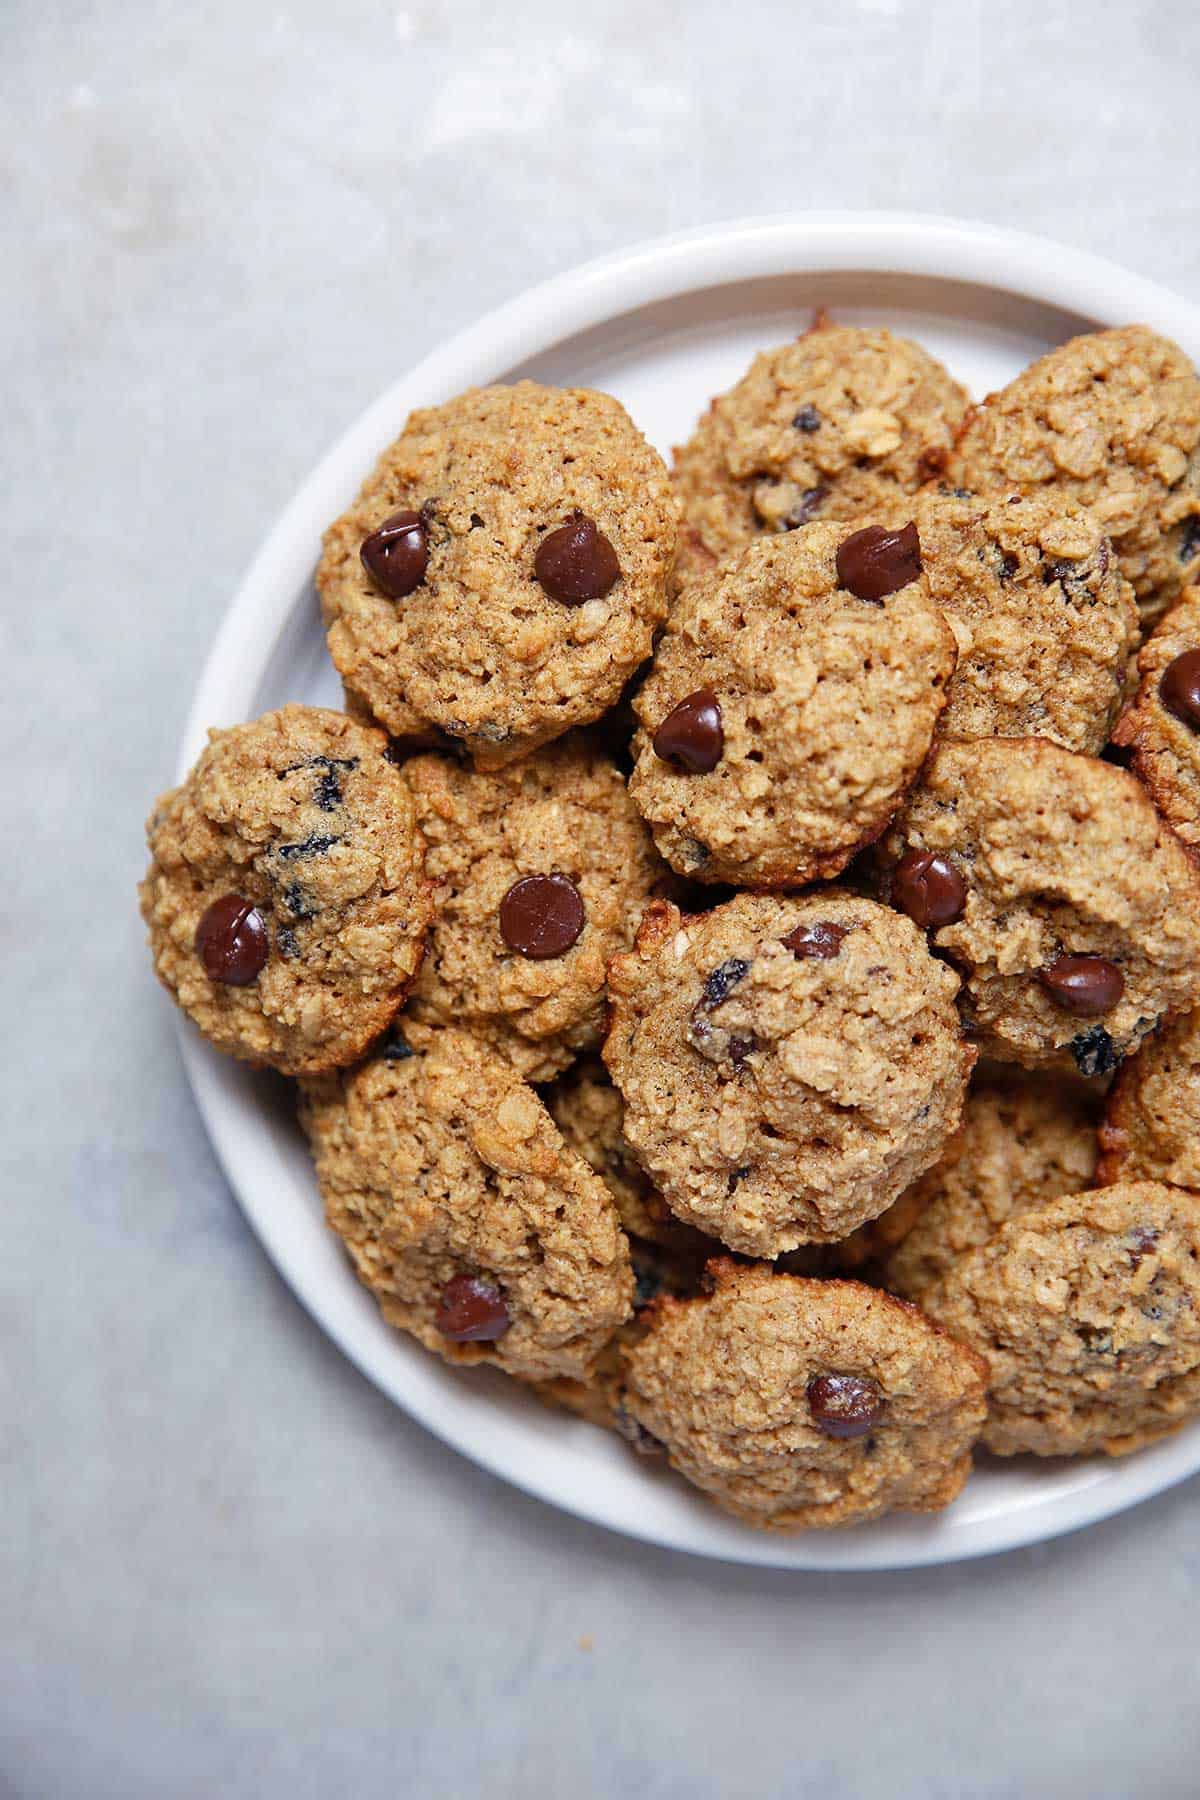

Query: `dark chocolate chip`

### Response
(1160, 649, 1200, 731)
(793, 405, 821, 433)
(782, 921, 848, 960)
(700, 957, 751, 1010)
(652, 689, 723, 773)
(807, 1372, 884, 1441)
(435, 1273, 510, 1342)
(276, 833, 341, 862)
(360, 508, 430, 599)
(195, 895, 269, 986)
(499, 873, 585, 959)
(533, 512, 620, 604)
(836, 522, 922, 601)
(1070, 1026, 1119, 1078)
(1039, 954, 1125, 1018)
(891, 851, 967, 928)
(784, 485, 827, 528)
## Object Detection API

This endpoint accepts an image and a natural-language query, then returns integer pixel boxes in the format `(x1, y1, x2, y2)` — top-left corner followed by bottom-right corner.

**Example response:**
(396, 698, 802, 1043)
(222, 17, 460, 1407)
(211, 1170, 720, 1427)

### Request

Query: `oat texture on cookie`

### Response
(620, 1262, 988, 1529)
(603, 892, 974, 1257)
(403, 737, 666, 1082)
(880, 737, 1200, 1076)
(671, 319, 968, 594)
(317, 382, 677, 768)
(951, 326, 1200, 625)
(628, 523, 957, 888)
(920, 1183, 1200, 1457)
(301, 1022, 633, 1382)
(140, 705, 431, 1075)
(1098, 1009, 1200, 1191)
(1112, 587, 1200, 851)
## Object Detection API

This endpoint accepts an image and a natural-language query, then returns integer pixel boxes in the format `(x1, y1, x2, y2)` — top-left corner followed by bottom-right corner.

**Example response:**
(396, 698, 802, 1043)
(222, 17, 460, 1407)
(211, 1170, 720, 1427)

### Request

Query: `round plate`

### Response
(178, 212, 1200, 1569)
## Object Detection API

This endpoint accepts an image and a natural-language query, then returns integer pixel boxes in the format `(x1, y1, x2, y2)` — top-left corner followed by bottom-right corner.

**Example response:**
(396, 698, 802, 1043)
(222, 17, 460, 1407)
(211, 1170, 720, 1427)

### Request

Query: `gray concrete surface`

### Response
(5, 2, 1200, 1794)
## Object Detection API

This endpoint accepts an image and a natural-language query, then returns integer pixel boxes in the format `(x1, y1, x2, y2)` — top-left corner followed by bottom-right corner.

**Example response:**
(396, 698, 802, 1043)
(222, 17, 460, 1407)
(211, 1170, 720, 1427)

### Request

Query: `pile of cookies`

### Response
(140, 318, 1200, 1532)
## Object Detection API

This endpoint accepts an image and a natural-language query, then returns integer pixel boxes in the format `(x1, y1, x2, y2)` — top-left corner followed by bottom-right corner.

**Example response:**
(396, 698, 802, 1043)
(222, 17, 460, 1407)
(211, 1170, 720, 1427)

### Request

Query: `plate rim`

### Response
(176, 210, 1200, 1570)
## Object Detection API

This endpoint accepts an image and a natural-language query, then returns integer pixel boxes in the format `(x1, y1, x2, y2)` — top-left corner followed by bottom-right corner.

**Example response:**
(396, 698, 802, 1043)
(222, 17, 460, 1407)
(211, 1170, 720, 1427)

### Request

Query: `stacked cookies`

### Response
(140, 319, 1200, 1531)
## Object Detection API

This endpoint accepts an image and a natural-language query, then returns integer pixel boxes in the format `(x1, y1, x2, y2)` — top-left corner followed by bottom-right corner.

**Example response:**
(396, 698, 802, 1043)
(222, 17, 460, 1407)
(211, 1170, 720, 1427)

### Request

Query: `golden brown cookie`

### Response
(671, 320, 967, 594)
(920, 1182, 1200, 1456)
(887, 487, 1137, 752)
(879, 737, 1200, 1075)
(139, 705, 430, 1075)
(300, 1022, 633, 1383)
(604, 892, 973, 1257)
(1111, 588, 1200, 853)
(882, 1068, 1101, 1303)
(627, 524, 957, 887)
(318, 382, 677, 768)
(621, 1262, 988, 1529)
(404, 739, 665, 1082)
(951, 326, 1200, 626)
(1098, 1009, 1200, 1191)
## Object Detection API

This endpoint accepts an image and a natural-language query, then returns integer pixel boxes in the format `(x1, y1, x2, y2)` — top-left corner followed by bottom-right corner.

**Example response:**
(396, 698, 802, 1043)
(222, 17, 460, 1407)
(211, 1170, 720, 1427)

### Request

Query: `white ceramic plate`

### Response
(178, 213, 1200, 1569)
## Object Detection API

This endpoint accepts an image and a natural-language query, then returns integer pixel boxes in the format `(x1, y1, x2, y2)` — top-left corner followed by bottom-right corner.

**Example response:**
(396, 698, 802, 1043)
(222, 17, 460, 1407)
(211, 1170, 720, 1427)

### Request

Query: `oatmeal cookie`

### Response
(1098, 1009, 1200, 1191)
(672, 320, 967, 593)
(620, 1261, 987, 1529)
(951, 326, 1200, 625)
(920, 1182, 1200, 1456)
(318, 382, 677, 768)
(884, 487, 1137, 752)
(404, 739, 665, 1082)
(603, 892, 973, 1257)
(879, 737, 1200, 1075)
(882, 1068, 1101, 1303)
(1111, 588, 1200, 852)
(300, 1022, 633, 1382)
(140, 705, 430, 1075)
(627, 523, 957, 887)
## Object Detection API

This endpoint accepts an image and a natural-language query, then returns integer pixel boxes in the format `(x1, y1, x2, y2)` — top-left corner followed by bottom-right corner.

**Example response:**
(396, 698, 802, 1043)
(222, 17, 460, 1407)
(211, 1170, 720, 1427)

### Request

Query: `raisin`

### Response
(1070, 1026, 1119, 1078)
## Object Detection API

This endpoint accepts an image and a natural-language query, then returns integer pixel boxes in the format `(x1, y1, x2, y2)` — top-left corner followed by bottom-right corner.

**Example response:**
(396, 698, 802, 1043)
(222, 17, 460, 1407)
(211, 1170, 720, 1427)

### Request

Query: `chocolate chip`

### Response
(652, 689, 723, 773)
(782, 921, 848, 960)
(435, 1274, 510, 1343)
(1178, 517, 1200, 565)
(1160, 649, 1200, 731)
(533, 512, 620, 604)
(784, 486, 827, 528)
(793, 404, 821, 432)
(699, 957, 751, 1010)
(378, 1026, 415, 1062)
(1039, 954, 1125, 1018)
(836, 522, 922, 601)
(807, 1372, 884, 1440)
(276, 833, 340, 862)
(195, 895, 269, 985)
(360, 508, 430, 599)
(891, 851, 967, 928)
(499, 874, 585, 959)
(1070, 1026, 1118, 1078)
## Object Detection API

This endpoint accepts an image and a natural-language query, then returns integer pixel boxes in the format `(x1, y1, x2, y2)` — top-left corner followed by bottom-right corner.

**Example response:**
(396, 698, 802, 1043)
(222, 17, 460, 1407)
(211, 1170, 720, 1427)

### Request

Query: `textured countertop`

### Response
(7, 2, 1200, 1794)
